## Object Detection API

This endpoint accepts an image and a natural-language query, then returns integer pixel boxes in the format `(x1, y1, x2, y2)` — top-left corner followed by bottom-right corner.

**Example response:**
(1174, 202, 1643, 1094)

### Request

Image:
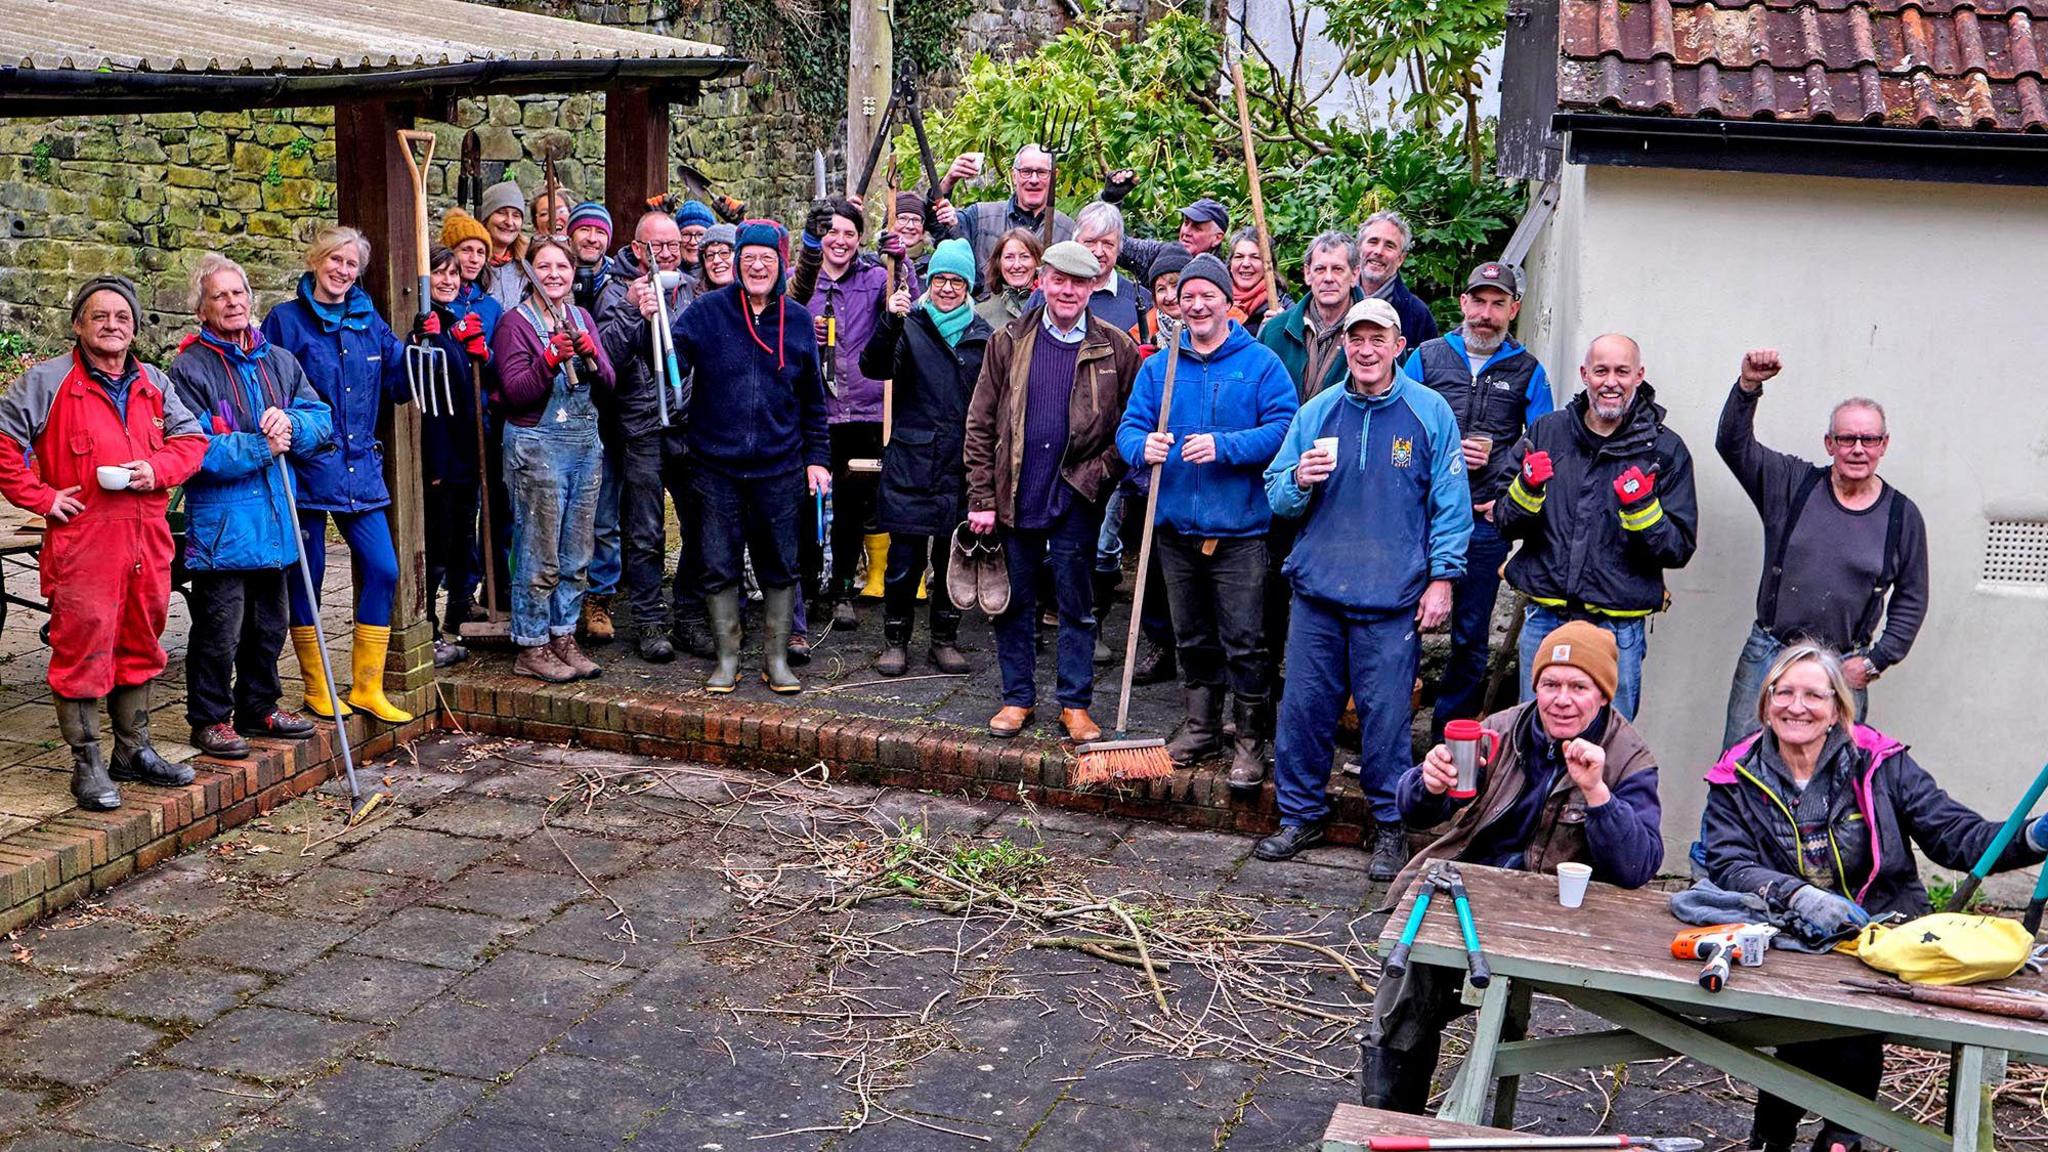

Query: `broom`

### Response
(1073, 336, 1183, 787)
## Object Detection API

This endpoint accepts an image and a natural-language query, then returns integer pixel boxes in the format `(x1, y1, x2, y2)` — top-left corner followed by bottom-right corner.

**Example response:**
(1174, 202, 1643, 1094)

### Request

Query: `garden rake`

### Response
(396, 129, 453, 416)
(1034, 100, 1086, 247)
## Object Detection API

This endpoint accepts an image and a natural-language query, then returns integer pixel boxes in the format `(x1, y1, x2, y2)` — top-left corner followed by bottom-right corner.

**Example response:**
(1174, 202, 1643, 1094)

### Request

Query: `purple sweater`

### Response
(1014, 333, 1081, 530)
(490, 303, 615, 427)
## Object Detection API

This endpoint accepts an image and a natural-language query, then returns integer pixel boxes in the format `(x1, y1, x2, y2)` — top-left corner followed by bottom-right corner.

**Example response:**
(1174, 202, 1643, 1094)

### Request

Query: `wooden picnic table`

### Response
(1382, 863, 2043, 1152)
(0, 501, 45, 633)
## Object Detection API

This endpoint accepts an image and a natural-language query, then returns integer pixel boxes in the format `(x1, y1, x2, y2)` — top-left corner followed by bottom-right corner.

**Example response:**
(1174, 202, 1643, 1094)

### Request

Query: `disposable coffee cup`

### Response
(1313, 436, 1339, 460)
(95, 465, 132, 491)
(1556, 862, 1593, 909)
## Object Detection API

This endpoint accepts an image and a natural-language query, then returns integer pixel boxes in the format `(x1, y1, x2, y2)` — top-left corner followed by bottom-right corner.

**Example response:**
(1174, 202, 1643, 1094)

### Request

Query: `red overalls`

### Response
(0, 357, 207, 698)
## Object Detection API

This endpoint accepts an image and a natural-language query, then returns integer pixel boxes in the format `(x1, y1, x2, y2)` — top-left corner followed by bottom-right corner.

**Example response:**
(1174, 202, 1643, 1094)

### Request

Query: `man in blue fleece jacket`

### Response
(1255, 297, 1472, 878)
(1117, 255, 1297, 788)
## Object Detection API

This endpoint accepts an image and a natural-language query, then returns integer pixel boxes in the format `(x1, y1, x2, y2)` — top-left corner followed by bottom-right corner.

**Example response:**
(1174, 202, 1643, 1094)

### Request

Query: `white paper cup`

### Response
(1313, 436, 1339, 459)
(96, 465, 132, 491)
(1556, 862, 1593, 908)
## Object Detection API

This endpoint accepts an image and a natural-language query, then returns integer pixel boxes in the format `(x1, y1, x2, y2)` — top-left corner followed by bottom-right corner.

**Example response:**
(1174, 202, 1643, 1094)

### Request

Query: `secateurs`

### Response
(1384, 862, 1490, 989)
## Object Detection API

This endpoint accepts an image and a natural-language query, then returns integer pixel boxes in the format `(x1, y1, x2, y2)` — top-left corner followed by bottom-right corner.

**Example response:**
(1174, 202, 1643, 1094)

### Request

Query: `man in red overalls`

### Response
(0, 276, 209, 811)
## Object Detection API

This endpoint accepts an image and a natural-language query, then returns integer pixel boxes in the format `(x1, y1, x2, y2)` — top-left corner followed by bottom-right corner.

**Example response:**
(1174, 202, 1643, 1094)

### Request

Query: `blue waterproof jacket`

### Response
(260, 275, 412, 512)
(1116, 322, 1296, 538)
(166, 328, 334, 571)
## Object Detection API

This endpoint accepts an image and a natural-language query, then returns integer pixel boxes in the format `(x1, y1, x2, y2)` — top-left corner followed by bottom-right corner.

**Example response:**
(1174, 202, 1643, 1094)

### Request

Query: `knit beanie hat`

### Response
(71, 275, 141, 326)
(1529, 621, 1620, 703)
(440, 209, 491, 251)
(735, 219, 788, 295)
(926, 238, 976, 292)
(675, 200, 717, 231)
(1147, 247, 1192, 288)
(1176, 252, 1230, 298)
(700, 223, 737, 253)
(480, 179, 525, 222)
(895, 191, 929, 221)
(566, 201, 612, 238)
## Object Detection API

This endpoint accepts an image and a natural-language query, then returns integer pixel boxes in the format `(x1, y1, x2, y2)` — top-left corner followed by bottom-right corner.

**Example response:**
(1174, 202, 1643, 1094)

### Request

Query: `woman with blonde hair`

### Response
(1701, 641, 2048, 1152)
(259, 224, 416, 723)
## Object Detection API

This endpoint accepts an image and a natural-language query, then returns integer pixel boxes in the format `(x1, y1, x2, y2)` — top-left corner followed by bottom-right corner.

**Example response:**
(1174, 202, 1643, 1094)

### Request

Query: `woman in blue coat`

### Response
(260, 225, 416, 723)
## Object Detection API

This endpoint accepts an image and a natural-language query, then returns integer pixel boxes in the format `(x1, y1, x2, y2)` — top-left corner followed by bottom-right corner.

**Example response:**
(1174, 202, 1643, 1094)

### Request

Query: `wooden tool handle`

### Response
(1113, 337, 1181, 733)
(1229, 59, 1280, 314)
(397, 130, 437, 313)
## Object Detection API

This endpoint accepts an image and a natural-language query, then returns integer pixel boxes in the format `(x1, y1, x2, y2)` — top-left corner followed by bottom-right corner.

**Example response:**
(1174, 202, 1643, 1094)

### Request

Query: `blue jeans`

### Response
(1517, 603, 1646, 720)
(1722, 623, 1868, 750)
(695, 465, 802, 593)
(993, 499, 1103, 709)
(504, 422, 604, 647)
(1273, 594, 1419, 826)
(589, 442, 622, 597)
(288, 508, 399, 628)
(1431, 516, 1509, 735)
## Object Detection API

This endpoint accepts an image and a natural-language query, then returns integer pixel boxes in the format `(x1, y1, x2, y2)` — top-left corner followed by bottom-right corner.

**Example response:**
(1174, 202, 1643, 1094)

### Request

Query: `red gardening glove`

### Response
(544, 330, 576, 368)
(463, 331, 490, 361)
(1613, 465, 1656, 507)
(878, 232, 907, 261)
(450, 312, 483, 343)
(573, 329, 599, 359)
(412, 311, 441, 341)
(1519, 450, 1553, 489)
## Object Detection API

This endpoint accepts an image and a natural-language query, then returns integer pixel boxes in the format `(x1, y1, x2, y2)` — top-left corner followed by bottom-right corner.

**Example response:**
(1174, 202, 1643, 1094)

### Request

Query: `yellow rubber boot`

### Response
(291, 626, 352, 718)
(858, 533, 889, 600)
(917, 569, 928, 601)
(346, 623, 414, 723)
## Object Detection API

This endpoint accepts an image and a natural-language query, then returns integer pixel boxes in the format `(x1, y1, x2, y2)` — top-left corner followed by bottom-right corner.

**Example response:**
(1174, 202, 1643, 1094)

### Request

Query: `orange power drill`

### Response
(1671, 923, 1778, 992)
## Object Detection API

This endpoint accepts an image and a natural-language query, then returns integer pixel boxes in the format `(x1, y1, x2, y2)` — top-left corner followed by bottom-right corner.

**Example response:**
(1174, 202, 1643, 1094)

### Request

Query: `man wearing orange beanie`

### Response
(1360, 620, 1665, 1113)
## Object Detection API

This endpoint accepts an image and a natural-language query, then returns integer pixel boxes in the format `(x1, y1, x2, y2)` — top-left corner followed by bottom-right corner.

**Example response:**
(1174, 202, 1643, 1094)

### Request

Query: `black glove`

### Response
(1102, 169, 1139, 204)
(803, 203, 838, 244)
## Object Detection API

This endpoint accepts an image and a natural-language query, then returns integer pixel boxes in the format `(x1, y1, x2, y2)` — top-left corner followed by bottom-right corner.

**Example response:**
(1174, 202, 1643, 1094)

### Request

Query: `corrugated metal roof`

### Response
(2, 0, 726, 73)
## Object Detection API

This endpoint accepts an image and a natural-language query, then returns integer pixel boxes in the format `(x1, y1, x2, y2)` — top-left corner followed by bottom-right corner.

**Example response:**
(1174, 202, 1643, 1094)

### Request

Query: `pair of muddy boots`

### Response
(57, 685, 197, 812)
(705, 587, 801, 694)
(874, 613, 970, 677)
(1166, 685, 1270, 790)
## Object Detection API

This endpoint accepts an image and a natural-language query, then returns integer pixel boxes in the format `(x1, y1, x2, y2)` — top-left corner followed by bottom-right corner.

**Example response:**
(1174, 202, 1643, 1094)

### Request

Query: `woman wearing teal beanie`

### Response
(859, 238, 990, 676)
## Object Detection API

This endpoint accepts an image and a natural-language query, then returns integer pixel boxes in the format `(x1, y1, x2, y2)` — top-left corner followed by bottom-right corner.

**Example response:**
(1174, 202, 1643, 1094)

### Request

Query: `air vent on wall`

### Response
(1982, 519, 2048, 586)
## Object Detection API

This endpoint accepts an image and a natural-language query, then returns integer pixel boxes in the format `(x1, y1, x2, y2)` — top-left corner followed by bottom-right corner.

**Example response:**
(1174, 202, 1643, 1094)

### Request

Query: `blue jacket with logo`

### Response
(1116, 322, 1297, 538)
(1264, 372, 1471, 615)
(260, 276, 412, 513)
(166, 328, 334, 571)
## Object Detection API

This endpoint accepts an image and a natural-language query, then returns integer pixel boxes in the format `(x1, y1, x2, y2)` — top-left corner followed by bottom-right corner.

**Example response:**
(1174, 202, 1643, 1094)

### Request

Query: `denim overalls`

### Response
(503, 302, 603, 647)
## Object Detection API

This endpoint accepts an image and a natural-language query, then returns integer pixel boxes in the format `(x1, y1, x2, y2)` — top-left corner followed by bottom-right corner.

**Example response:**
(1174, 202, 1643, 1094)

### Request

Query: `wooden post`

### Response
(606, 82, 671, 232)
(846, 0, 893, 202)
(333, 97, 432, 702)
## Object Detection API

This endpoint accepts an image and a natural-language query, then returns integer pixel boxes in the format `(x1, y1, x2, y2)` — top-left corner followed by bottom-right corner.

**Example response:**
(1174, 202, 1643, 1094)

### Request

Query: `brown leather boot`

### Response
(988, 706, 1034, 738)
(551, 634, 601, 679)
(1059, 708, 1101, 743)
(581, 595, 615, 645)
(514, 643, 577, 683)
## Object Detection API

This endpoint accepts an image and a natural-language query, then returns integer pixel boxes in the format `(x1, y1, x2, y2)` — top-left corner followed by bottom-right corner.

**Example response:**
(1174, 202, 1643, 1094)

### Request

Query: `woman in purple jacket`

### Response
(489, 237, 615, 683)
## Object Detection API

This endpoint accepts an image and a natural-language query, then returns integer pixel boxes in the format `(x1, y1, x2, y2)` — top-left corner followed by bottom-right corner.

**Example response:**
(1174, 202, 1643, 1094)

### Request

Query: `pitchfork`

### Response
(397, 130, 453, 416)
(1033, 101, 1087, 246)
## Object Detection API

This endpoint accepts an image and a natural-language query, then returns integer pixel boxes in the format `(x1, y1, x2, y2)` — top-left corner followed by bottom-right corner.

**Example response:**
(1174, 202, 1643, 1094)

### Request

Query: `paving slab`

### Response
(0, 963, 75, 1025)
(0, 1012, 164, 1088)
(416, 1113, 618, 1152)
(471, 1053, 678, 1139)
(367, 998, 566, 1079)
(61, 1066, 267, 1147)
(272, 866, 427, 924)
(0, 1086, 47, 1136)
(71, 963, 266, 1026)
(171, 911, 356, 975)
(401, 795, 549, 841)
(254, 953, 464, 1023)
(158, 1005, 375, 1080)
(418, 860, 587, 921)
(17, 917, 171, 978)
(444, 947, 634, 1021)
(495, 828, 654, 879)
(329, 827, 502, 882)
(335, 904, 521, 970)
(251, 1059, 487, 1148)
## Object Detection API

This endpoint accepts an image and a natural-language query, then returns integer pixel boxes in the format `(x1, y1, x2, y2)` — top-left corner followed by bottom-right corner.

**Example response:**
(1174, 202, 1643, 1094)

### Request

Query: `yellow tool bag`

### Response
(1854, 913, 2034, 986)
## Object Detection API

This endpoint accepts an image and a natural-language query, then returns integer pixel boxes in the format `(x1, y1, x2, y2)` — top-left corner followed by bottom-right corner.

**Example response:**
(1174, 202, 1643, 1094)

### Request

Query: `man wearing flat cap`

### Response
(0, 276, 210, 812)
(965, 240, 1142, 743)
(1257, 297, 1472, 880)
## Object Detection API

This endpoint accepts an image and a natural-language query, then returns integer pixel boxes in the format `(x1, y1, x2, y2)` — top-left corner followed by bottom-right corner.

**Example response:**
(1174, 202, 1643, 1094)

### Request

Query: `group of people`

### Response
(0, 137, 2015, 1151)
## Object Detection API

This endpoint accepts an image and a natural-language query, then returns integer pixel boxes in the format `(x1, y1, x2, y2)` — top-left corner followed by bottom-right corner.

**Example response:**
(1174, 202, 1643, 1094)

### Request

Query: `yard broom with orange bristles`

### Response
(1073, 334, 1184, 788)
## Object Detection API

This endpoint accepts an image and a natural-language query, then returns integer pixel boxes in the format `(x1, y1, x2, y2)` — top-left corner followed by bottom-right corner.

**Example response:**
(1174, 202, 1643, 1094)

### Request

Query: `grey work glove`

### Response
(1787, 884, 1870, 944)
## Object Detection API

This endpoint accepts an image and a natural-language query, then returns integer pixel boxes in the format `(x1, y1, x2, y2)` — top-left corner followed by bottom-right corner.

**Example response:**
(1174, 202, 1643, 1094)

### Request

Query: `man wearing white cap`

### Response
(1257, 297, 1472, 880)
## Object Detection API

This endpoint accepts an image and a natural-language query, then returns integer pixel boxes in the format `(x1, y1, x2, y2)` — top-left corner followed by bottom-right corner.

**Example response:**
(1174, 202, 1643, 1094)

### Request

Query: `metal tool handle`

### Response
(1385, 888, 1433, 979)
(1949, 759, 2048, 911)
(1450, 882, 1491, 988)
(276, 457, 360, 796)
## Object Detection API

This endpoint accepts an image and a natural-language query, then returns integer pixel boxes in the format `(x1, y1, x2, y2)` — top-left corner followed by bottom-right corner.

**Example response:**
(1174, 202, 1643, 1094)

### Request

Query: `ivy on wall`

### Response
(721, 0, 974, 120)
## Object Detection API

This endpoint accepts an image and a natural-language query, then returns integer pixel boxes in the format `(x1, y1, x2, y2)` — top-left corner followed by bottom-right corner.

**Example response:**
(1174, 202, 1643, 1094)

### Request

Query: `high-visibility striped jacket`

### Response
(1495, 385, 1697, 618)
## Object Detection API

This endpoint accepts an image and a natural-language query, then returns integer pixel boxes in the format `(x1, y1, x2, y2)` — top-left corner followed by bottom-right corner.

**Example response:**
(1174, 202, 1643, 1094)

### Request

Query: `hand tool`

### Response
(1435, 863, 1491, 989)
(847, 163, 898, 477)
(517, 257, 584, 391)
(813, 148, 830, 206)
(1072, 333, 1180, 786)
(396, 130, 453, 416)
(1383, 875, 1436, 979)
(1671, 923, 1777, 992)
(459, 343, 504, 638)
(540, 136, 567, 239)
(458, 128, 482, 216)
(1842, 977, 2048, 1021)
(1032, 99, 1085, 248)
(648, 268, 687, 426)
(1363, 1136, 1703, 1151)
(278, 456, 390, 826)
(1945, 759, 2048, 916)
(1228, 56, 1281, 317)
(851, 61, 945, 202)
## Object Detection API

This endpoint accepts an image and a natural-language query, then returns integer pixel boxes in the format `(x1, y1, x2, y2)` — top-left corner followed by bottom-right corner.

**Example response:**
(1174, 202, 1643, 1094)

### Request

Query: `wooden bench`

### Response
(1323, 1103, 1518, 1151)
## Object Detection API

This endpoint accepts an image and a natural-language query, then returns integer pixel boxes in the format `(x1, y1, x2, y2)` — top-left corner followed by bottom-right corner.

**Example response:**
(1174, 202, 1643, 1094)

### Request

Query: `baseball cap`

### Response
(1179, 198, 1229, 230)
(1341, 297, 1401, 333)
(1464, 261, 1521, 297)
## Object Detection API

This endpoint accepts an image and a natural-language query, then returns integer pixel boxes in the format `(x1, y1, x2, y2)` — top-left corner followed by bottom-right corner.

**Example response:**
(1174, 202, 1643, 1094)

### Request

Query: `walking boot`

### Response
(1252, 821, 1326, 861)
(56, 697, 120, 812)
(830, 599, 859, 632)
(1165, 683, 1223, 766)
(1368, 821, 1412, 883)
(875, 616, 911, 677)
(705, 589, 743, 693)
(761, 586, 802, 694)
(1227, 694, 1270, 792)
(1130, 638, 1176, 686)
(1357, 1041, 1433, 1114)
(928, 613, 969, 674)
(674, 609, 717, 659)
(551, 634, 602, 679)
(858, 533, 890, 599)
(581, 594, 616, 644)
(346, 624, 415, 722)
(637, 625, 676, 664)
(291, 625, 351, 718)
(514, 642, 578, 683)
(108, 683, 196, 787)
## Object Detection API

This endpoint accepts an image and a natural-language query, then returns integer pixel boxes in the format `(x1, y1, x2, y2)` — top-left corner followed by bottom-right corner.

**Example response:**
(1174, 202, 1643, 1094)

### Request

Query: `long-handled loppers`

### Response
(1944, 758, 2048, 925)
(1383, 862, 1490, 988)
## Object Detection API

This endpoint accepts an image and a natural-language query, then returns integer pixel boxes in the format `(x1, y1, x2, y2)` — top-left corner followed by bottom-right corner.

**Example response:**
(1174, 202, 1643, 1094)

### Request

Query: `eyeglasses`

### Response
(1013, 167, 1052, 178)
(1827, 433, 1887, 447)
(738, 253, 778, 268)
(1769, 686, 1835, 707)
(645, 241, 683, 254)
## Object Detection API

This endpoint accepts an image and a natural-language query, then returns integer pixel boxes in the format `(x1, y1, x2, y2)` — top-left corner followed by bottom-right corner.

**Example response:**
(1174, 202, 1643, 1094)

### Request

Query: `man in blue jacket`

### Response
(1256, 298, 1472, 878)
(1117, 254, 1297, 787)
(168, 254, 333, 758)
(1400, 262, 1553, 738)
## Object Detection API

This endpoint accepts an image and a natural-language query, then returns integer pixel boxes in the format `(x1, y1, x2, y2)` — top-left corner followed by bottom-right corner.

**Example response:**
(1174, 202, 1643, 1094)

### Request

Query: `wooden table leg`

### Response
(1439, 975, 1515, 1124)
(1946, 1044, 2003, 1152)
(1489, 980, 1533, 1129)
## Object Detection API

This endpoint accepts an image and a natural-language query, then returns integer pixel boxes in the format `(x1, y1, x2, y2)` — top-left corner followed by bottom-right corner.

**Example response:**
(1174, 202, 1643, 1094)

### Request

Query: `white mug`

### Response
(96, 465, 132, 491)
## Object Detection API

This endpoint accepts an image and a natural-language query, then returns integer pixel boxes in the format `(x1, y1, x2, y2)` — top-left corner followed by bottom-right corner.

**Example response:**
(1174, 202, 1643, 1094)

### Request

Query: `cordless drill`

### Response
(1671, 923, 1778, 992)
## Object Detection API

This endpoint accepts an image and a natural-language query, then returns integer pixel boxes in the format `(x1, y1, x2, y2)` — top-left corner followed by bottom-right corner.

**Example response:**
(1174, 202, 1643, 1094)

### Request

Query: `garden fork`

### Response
(1034, 101, 1087, 246)
(397, 129, 453, 416)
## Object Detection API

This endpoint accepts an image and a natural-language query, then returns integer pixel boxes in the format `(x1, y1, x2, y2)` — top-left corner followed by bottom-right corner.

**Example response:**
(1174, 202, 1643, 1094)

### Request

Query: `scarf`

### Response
(1230, 278, 1268, 319)
(923, 299, 973, 347)
(195, 327, 284, 429)
(296, 274, 373, 333)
